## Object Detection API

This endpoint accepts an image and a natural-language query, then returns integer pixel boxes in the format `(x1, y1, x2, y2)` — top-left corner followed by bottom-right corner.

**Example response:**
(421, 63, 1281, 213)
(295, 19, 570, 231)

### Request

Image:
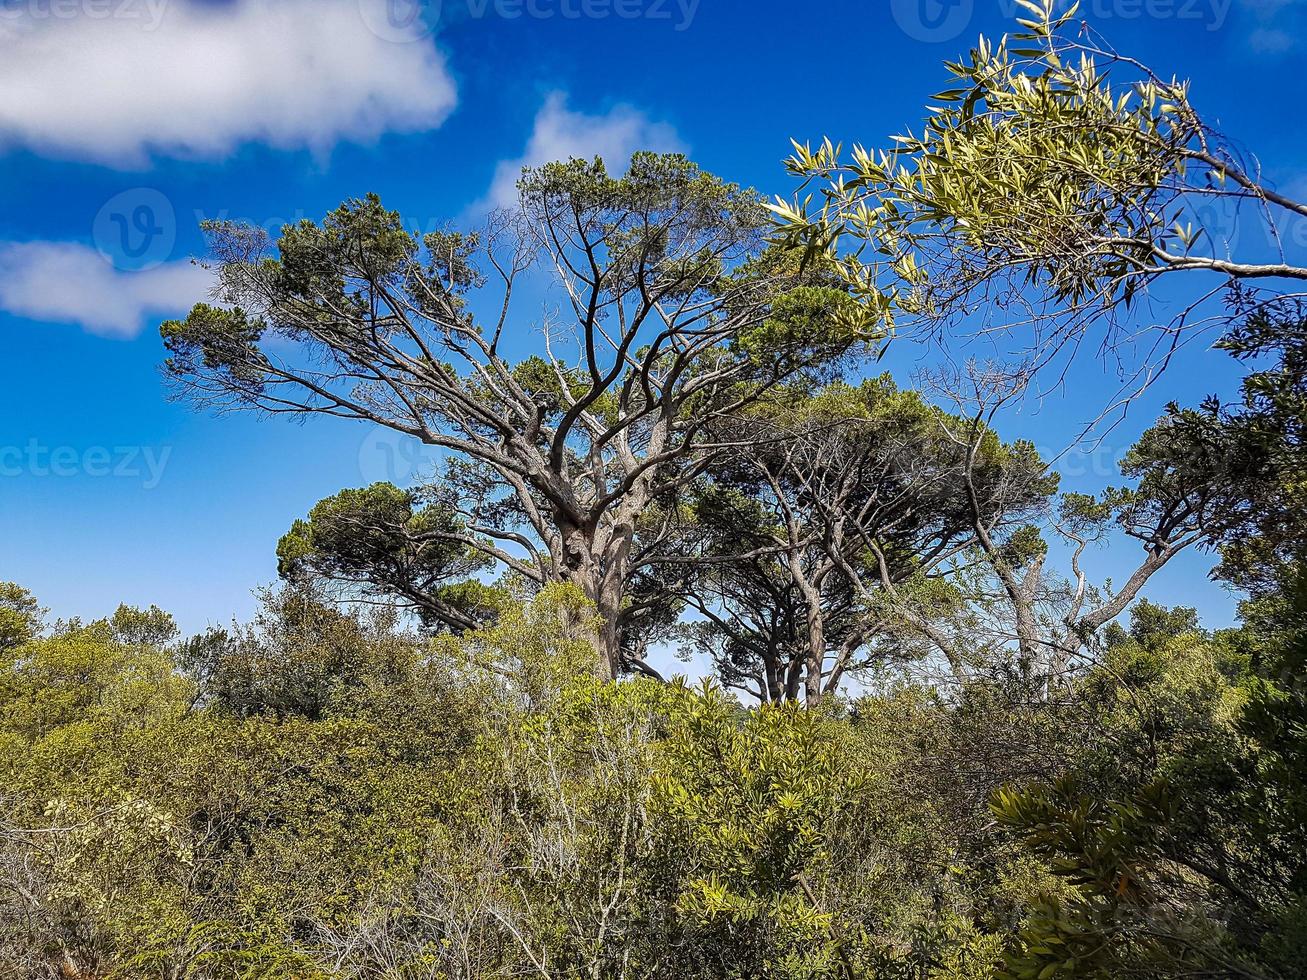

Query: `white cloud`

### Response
(481, 93, 685, 210)
(1240, 0, 1302, 51)
(0, 0, 456, 166)
(0, 242, 212, 338)
(1249, 25, 1295, 50)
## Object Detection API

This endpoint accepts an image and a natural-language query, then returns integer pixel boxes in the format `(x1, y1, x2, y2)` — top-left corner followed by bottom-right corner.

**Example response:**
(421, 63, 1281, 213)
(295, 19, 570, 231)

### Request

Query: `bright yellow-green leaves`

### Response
(772, 0, 1223, 326)
(654, 689, 859, 966)
(4, 577, 1297, 978)
(0, 581, 43, 652)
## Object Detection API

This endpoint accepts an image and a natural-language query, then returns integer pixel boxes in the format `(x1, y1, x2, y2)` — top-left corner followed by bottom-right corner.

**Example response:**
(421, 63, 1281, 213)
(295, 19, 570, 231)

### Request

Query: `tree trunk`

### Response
(595, 525, 634, 681)
(763, 648, 784, 703)
(561, 564, 622, 681)
(557, 517, 630, 682)
(784, 654, 805, 702)
(786, 555, 827, 707)
(802, 609, 826, 707)
(594, 583, 624, 681)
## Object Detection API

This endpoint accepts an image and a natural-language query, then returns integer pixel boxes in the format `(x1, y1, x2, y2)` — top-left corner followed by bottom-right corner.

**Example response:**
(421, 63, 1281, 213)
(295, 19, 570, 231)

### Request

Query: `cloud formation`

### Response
(1249, 26, 1294, 51)
(0, 0, 456, 166)
(1240, 0, 1302, 52)
(482, 93, 684, 209)
(0, 242, 211, 338)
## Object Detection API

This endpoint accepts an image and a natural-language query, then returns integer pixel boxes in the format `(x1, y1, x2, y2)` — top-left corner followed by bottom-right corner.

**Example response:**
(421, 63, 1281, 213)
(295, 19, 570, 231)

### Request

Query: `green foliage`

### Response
(992, 595, 1307, 979)
(160, 303, 268, 394)
(1105, 599, 1203, 653)
(182, 586, 417, 720)
(275, 482, 500, 632)
(774, 0, 1304, 361)
(0, 581, 43, 652)
(776, 0, 1199, 306)
(992, 777, 1176, 978)
(110, 603, 180, 647)
(0, 584, 1061, 979)
(5, 566, 1305, 979)
(654, 689, 863, 976)
(736, 284, 871, 364)
(1199, 301, 1307, 596)
(275, 192, 417, 303)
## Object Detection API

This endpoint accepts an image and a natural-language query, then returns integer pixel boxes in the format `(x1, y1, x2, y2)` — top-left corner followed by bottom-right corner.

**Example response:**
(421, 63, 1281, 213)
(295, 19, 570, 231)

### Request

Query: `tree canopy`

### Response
(162, 153, 876, 680)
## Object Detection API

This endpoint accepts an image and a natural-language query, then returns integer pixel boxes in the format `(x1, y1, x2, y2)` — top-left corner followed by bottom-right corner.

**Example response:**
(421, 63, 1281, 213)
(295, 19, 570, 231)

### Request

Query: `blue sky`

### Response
(2, 0, 1304, 637)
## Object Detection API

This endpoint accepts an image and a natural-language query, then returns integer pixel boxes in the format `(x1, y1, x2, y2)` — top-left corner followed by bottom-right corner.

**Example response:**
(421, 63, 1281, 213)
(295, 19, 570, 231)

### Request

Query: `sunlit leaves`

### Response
(772, 0, 1232, 329)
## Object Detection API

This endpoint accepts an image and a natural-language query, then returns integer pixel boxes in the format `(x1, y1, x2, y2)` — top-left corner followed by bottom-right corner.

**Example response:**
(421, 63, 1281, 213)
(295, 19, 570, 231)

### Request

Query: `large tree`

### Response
(162, 154, 870, 679)
(679, 376, 1054, 703)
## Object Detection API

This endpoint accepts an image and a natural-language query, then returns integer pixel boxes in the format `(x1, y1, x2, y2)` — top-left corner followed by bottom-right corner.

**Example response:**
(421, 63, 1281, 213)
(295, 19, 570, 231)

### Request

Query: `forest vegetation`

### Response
(3, 4, 1305, 977)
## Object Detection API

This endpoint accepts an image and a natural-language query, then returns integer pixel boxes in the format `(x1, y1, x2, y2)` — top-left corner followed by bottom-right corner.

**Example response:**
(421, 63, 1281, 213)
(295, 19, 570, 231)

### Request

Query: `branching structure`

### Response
(162, 154, 870, 679)
(864, 365, 1229, 686)
(773, 0, 1307, 412)
(681, 378, 1054, 702)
